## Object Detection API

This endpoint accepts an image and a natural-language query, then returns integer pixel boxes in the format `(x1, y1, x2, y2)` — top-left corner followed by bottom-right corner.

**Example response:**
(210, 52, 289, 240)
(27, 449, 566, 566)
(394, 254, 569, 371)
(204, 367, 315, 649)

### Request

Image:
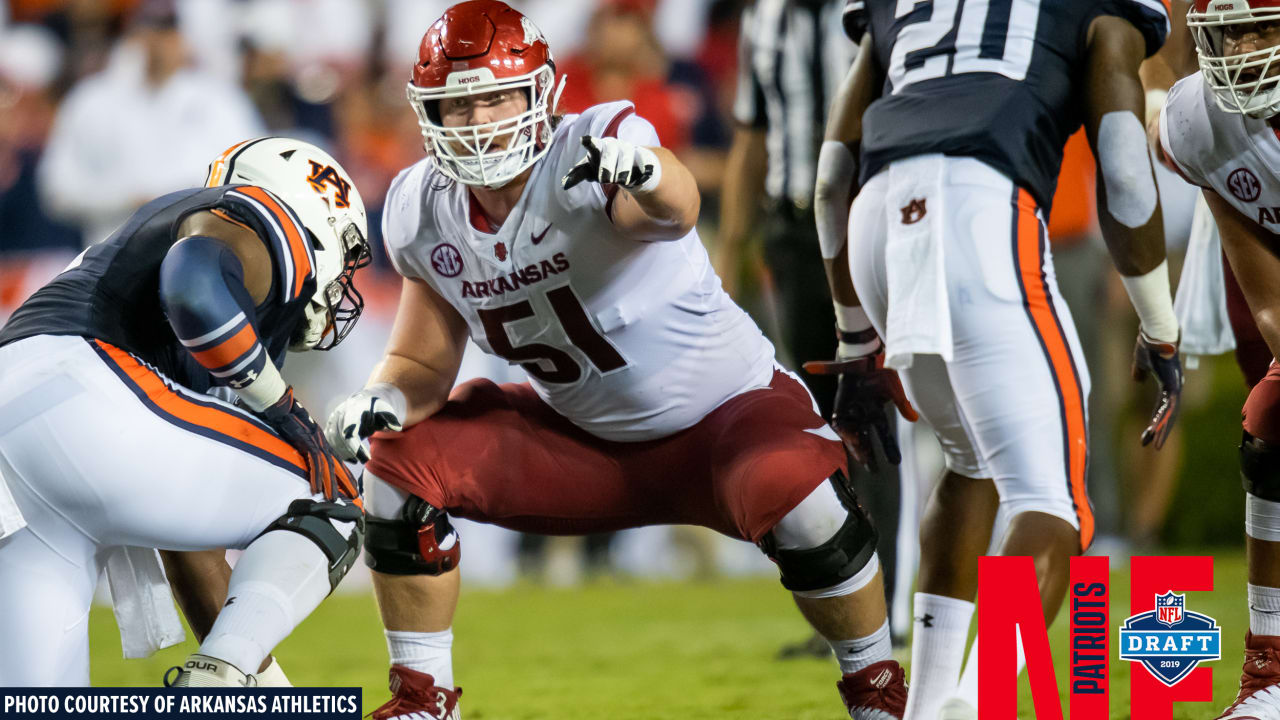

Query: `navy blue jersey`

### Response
(852, 0, 1169, 211)
(0, 185, 315, 393)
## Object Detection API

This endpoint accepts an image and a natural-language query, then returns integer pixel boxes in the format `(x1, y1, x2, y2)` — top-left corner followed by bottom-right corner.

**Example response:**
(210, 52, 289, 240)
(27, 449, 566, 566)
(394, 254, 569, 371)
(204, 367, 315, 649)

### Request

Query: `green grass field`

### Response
(87, 551, 1252, 718)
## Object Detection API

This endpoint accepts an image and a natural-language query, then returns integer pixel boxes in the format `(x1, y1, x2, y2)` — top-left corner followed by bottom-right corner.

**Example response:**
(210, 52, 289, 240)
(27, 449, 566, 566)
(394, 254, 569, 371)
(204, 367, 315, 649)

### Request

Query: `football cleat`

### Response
(836, 659, 907, 720)
(163, 654, 256, 687)
(1217, 632, 1280, 719)
(938, 697, 978, 720)
(371, 666, 461, 720)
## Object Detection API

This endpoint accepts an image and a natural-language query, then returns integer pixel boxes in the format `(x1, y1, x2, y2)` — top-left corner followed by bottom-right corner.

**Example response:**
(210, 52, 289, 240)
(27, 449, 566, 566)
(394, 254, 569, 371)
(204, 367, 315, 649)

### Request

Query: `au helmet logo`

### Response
(1118, 591, 1220, 687)
(306, 160, 352, 209)
(900, 198, 927, 225)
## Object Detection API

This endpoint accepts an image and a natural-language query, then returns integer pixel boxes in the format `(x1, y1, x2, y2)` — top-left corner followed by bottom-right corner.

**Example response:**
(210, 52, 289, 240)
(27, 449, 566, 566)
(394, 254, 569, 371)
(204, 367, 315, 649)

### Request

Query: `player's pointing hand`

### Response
(562, 135, 661, 193)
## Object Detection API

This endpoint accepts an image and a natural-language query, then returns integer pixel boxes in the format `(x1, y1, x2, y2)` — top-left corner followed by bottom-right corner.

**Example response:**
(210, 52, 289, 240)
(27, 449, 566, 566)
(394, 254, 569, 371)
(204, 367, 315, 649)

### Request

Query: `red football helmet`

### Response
(1189, 0, 1280, 117)
(406, 0, 564, 188)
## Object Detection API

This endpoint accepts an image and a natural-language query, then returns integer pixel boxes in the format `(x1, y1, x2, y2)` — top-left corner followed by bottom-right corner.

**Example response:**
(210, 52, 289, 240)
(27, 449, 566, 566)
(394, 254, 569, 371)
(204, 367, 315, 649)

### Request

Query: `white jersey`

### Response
(382, 101, 776, 442)
(1161, 73, 1280, 229)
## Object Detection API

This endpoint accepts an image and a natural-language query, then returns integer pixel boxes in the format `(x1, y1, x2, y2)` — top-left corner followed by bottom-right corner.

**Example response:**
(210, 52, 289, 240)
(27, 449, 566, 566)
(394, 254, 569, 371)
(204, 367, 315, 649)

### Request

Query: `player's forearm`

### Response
(1140, 0, 1195, 105)
(368, 353, 454, 427)
(824, 35, 878, 147)
(618, 146, 700, 240)
(718, 128, 767, 245)
(815, 140, 860, 309)
(1099, 192, 1178, 342)
(1139, 49, 1182, 115)
(1097, 199, 1167, 276)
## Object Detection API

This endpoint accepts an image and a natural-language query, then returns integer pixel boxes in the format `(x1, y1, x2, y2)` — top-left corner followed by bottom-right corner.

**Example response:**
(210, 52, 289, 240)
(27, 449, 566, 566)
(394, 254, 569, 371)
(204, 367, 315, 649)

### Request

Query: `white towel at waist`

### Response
(883, 155, 953, 370)
(0, 461, 25, 540)
(1174, 193, 1235, 360)
(105, 546, 186, 659)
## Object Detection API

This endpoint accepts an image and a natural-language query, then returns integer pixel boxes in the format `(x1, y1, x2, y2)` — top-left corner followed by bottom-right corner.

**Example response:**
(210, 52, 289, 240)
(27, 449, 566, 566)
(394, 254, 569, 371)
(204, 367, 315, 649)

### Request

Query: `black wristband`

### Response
(837, 326, 879, 345)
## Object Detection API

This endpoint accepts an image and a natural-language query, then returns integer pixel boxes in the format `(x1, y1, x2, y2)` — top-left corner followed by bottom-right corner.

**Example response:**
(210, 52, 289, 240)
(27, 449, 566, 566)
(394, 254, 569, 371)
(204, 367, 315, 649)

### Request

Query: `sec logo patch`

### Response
(431, 243, 464, 277)
(1229, 167, 1261, 202)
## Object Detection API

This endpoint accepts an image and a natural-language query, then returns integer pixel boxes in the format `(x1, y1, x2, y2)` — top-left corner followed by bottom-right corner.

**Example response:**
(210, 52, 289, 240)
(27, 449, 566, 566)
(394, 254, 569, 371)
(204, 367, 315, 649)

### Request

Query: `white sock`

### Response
(903, 593, 974, 720)
(952, 631, 1026, 709)
(1250, 584, 1280, 637)
(387, 629, 455, 688)
(199, 530, 334, 674)
(829, 619, 892, 675)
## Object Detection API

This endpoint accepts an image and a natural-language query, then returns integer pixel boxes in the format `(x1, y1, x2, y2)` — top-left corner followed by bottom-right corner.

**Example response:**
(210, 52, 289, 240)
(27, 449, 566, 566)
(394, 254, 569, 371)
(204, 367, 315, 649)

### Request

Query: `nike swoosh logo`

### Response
(531, 224, 552, 245)
(804, 425, 841, 442)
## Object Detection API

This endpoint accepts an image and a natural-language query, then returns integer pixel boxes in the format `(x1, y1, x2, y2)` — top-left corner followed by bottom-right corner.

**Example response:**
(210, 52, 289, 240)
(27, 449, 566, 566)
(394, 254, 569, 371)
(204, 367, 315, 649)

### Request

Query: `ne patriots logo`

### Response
(1118, 591, 1220, 686)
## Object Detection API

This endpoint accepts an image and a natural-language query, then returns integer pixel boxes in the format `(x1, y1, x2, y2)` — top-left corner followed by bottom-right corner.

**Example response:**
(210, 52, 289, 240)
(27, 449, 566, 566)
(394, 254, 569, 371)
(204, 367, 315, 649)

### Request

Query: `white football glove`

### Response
(562, 135, 661, 193)
(324, 383, 406, 463)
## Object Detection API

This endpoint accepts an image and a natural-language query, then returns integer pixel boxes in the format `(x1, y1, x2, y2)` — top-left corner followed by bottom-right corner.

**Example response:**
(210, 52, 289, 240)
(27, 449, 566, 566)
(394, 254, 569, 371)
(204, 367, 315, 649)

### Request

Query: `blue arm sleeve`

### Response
(158, 235, 269, 389)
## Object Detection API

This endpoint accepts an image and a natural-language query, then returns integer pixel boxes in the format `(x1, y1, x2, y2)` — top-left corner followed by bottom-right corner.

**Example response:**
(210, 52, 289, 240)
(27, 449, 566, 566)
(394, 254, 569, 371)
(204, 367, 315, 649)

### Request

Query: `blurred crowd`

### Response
(0, 0, 739, 256)
(0, 0, 1249, 586)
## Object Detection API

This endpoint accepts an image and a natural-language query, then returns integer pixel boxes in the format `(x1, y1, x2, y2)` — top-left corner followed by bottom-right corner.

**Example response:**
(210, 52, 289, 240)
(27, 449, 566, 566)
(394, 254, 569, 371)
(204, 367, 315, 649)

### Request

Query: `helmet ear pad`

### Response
(424, 99, 443, 126)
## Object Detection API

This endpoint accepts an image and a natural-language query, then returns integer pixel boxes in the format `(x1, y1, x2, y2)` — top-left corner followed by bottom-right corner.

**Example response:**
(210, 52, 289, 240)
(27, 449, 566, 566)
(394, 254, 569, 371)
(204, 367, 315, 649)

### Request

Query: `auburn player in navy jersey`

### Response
(810, 1, 1183, 717)
(0, 137, 370, 687)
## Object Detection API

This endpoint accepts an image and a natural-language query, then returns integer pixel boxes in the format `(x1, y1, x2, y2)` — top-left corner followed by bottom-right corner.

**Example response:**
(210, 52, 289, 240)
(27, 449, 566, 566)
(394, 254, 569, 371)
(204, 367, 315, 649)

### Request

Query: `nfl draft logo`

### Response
(1119, 592, 1220, 687)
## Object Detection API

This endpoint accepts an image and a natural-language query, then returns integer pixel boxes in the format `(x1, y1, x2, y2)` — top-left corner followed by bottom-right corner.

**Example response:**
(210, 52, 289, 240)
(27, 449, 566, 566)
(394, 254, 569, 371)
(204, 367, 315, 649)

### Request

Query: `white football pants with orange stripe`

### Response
(0, 334, 341, 685)
(849, 155, 1093, 550)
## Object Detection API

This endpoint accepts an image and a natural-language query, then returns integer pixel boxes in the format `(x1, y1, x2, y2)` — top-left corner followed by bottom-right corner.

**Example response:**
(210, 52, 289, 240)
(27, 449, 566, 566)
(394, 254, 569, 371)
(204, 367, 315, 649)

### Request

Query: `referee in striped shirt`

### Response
(718, 0, 906, 652)
(720, 0, 855, 419)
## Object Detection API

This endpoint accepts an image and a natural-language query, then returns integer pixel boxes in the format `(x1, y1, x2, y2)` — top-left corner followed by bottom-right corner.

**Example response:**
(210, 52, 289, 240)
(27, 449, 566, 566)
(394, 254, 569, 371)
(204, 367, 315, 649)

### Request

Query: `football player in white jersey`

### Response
(1159, 1, 1280, 715)
(323, 2, 914, 718)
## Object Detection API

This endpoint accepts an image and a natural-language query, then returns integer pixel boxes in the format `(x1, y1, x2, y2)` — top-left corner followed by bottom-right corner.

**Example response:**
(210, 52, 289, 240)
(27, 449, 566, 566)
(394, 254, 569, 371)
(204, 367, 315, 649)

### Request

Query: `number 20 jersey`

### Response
(852, 0, 1169, 211)
(382, 101, 777, 442)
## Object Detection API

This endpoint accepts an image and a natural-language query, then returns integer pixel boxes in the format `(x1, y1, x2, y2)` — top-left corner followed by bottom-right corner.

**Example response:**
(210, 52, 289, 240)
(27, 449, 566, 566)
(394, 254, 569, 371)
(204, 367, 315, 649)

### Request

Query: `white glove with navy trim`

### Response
(562, 135, 661, 193)
(324, 383, 406, 463)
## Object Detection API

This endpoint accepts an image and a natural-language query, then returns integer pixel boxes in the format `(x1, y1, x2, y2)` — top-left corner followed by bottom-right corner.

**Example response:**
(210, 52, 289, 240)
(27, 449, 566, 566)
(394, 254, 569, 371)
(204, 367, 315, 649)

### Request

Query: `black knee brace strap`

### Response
(759, 470, 879, 592)
(257, 499, 364, 591)
(1242, 431, 1280, 502)
(363, 495, 459, 576)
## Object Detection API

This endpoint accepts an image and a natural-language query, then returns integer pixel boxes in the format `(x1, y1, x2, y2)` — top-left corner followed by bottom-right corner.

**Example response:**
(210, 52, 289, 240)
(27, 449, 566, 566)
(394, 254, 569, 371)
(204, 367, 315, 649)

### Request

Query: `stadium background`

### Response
(0, 0, 1252, 716)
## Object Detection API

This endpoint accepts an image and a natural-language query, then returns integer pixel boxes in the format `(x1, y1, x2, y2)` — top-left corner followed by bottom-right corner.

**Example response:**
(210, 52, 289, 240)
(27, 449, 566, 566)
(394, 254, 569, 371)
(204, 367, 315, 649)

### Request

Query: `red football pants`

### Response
(366, 370, 845, 543)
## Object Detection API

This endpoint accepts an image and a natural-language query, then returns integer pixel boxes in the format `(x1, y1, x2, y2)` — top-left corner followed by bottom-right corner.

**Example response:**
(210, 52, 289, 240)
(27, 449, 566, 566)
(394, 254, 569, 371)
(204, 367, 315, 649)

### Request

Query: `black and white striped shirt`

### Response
(734, 0, 858, 206)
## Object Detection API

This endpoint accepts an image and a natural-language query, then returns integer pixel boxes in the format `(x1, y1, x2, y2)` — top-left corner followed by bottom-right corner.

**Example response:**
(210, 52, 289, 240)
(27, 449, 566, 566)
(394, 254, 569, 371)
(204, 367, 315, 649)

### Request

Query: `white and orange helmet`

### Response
(1189, 0, 1280, 117)
(206, 137, 371, 350)
(406, 0, 565, 188)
